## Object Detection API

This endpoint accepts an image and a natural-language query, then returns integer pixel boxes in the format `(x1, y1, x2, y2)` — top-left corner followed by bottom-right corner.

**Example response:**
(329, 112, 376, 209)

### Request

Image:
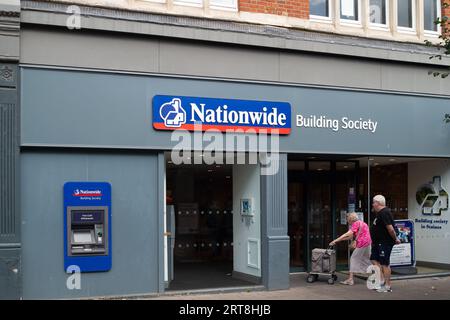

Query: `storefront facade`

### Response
(2, 0, 450, 299)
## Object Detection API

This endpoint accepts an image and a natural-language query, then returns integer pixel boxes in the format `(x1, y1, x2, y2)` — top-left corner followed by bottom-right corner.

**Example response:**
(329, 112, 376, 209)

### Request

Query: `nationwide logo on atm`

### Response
(153, 95, 291, 134)
(73, 189, 103, 197)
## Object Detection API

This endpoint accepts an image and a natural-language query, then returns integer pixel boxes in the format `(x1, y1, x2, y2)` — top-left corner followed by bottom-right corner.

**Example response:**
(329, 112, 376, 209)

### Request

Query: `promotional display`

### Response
(63, 182, 112, 272)
(390, 219, 415, 267)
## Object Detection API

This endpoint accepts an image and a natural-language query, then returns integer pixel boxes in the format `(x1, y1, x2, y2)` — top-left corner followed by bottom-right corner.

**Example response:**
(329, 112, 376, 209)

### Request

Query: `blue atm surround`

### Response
(64, 182, 112, 272)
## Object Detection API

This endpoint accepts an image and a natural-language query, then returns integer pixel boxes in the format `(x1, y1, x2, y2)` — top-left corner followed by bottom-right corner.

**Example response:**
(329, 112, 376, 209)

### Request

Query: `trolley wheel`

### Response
(327, 278, 335, 285)
(332, 274, 338, 281)
(307, 275, 315, 283)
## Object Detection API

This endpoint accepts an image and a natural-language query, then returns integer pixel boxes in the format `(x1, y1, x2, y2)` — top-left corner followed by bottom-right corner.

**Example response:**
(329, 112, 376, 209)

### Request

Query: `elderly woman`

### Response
(329, 212, 372, 286)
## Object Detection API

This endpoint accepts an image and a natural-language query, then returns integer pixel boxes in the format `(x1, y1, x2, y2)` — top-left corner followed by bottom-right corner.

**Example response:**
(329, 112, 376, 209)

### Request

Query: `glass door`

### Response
(334, 161, 358, 270)
(288, 161, 306, 271)
(307, 161, 332, 271)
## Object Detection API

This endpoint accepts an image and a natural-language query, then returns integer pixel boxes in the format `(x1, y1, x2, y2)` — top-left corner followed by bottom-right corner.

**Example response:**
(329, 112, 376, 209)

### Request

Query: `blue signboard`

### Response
(390, 219, 415, 267)
(152, 95, 291, 134)
(64, 182, 112, 272)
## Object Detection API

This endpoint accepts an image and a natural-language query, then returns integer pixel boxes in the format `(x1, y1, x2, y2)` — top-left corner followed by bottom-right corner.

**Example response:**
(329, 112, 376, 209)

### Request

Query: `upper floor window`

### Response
(369, 0, 387, 26)
(340, 0, 360, 23)
(397, 0, 415, 30)
(210, 0, 238, 11)
(173, 0, 203, 7)
(424, 0, 440, 33)
(310, 0, 331, 19)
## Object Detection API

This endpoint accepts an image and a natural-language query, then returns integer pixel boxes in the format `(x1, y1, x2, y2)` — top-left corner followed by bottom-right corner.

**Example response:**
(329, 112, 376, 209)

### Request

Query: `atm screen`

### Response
(72, 210, 104, 224)
(73, 230, 94, 244)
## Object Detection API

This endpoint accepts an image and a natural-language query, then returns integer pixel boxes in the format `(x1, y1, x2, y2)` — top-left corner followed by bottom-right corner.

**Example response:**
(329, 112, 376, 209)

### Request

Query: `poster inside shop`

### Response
(390, 219, 415, 267)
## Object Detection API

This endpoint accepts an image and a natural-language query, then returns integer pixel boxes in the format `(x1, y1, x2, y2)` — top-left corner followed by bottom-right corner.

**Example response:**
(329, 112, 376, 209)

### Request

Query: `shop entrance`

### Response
(164, 154, 259, 291)
(288, 158, 359, 272)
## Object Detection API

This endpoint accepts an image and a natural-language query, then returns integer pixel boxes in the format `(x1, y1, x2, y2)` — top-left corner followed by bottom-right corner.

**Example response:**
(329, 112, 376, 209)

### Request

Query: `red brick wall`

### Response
(441, 0, 450, 37)
(239, 0, 309, 19)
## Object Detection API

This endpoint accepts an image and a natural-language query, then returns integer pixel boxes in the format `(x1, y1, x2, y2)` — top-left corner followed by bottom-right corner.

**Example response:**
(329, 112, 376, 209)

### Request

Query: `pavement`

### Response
(149, 273, 450, 300)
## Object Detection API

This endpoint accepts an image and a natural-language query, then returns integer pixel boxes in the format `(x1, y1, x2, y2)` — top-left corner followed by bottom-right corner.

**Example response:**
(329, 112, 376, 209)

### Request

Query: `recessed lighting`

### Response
(344, 166, 348, 169)
(389, 159, 396, 162)
(309, 156, 317, 159)
(317, 168, 323, 171)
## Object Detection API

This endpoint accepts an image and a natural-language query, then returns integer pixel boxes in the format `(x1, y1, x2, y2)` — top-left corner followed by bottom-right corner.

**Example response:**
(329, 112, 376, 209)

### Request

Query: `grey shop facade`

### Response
(15, 65, 450, 299)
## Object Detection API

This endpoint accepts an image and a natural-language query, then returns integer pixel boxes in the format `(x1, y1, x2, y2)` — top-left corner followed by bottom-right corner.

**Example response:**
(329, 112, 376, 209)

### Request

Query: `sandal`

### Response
(340, 279, 354, 285)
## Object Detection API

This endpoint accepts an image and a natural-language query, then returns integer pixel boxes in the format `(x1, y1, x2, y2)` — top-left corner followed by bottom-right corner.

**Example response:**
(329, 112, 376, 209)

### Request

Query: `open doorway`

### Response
(164, 153, 258, 291)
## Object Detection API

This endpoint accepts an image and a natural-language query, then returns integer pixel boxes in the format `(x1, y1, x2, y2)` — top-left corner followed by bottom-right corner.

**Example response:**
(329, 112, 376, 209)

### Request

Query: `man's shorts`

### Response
(370, 243, 394, 266)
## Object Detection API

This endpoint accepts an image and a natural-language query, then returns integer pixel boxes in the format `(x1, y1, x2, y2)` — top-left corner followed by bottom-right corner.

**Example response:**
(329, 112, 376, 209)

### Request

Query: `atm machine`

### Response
(64, 182, 112, 272)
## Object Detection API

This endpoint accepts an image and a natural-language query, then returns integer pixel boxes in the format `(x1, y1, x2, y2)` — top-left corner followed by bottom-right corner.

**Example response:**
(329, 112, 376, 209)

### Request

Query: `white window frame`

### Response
(340, 0, 362, 27)
(173, 0, 203, 8)
(139, 0, 166, 4)
(397, 0, 416, 34)
(369, 0, 390, 30)
(310, 0, 333, 23)
(424, 0, 441, 37)
(209, 0, 238, 11)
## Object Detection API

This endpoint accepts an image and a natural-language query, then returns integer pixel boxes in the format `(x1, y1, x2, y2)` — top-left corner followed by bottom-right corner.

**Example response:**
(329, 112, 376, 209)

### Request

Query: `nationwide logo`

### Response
(416, 176, 448, 216)
(73, 189, 103, 197)
(153, 95, 291, 134)
(160, 98, 186, 128)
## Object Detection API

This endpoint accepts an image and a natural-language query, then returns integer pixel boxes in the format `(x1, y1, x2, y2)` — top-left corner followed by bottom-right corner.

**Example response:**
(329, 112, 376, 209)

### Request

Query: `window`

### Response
(397, 0, 415, 30)
(210, 0, 237, 11)
(424, 0, 440, 33)
(340, 0, 360, 22)
(369, 0, 387, 25)
(310, 0, 330, 18)
(173, 0, 203, 7)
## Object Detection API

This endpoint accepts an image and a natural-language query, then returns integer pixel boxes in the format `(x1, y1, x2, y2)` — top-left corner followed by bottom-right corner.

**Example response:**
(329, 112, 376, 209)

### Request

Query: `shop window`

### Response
(288, 161, 305, 171)
(369, 0, 387, 26)
(340, 0, 360, 23)
(310, 0, 331, 20)
(336, 162, 356, 171)
(397, 0, 415, 31)
(309, 161, 331, 172)
(424, 0, 440, 34)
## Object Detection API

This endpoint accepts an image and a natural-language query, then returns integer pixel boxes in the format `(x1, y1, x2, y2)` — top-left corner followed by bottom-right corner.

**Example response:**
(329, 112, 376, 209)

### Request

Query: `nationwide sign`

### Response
(153, 95, 291, 134)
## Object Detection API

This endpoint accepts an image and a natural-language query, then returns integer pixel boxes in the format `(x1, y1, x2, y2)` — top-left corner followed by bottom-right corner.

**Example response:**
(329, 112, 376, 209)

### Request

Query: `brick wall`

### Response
(442, 0, 450, 35)
(239, 0, 309, 19)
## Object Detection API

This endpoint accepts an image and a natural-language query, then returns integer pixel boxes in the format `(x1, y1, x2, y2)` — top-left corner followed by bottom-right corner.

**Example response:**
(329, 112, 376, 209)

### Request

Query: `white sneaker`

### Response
(371, 281, 385, 290)
(377, 286, 392, 293)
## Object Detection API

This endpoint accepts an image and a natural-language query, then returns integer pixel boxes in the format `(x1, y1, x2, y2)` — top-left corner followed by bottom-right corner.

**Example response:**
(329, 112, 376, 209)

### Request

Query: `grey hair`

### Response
(347, 212, 359, 223)
(373, 194, 386, 206)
